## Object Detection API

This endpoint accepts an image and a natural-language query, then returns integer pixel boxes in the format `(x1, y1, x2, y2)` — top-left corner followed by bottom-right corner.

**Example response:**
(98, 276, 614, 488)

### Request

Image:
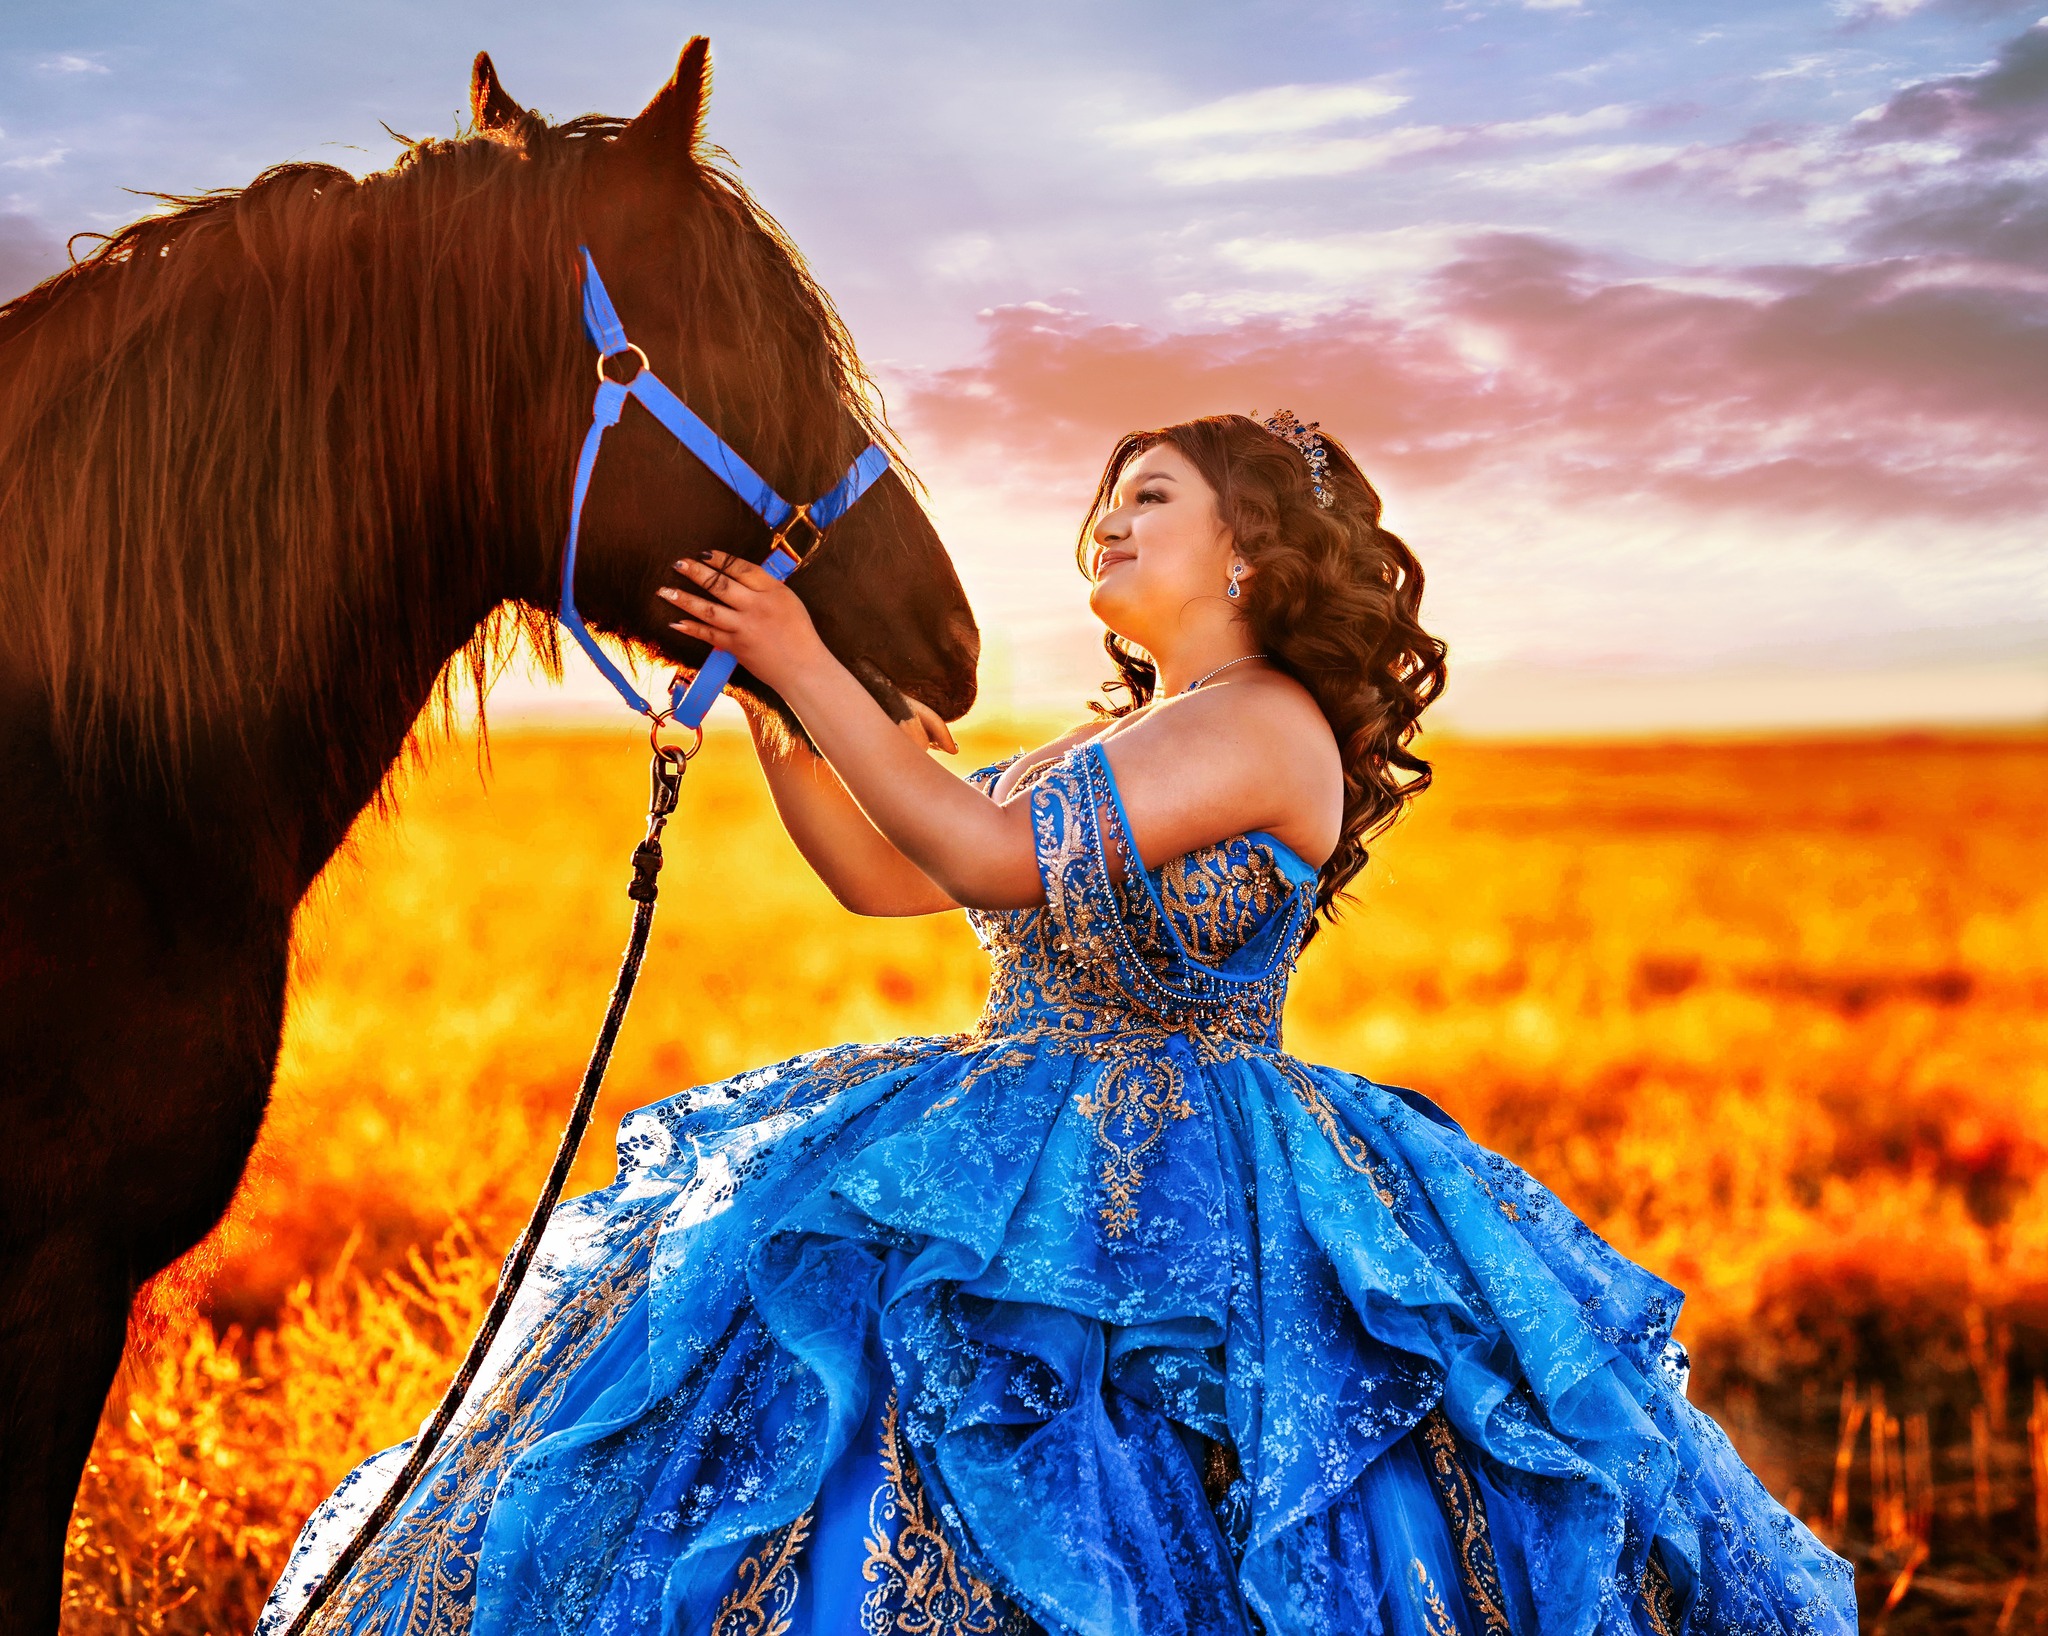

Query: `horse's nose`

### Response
(935, 612, 980, 719)
(947, 612, 982, 672)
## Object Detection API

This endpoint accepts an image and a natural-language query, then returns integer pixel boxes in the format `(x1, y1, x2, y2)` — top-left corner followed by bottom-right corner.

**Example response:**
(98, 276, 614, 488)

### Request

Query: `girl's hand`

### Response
(664, 551, 957, 756)
(659, 551, 828, 694)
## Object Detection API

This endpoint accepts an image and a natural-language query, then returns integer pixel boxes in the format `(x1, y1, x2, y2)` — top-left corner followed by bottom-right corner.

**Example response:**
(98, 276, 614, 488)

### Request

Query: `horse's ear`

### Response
(617, 38, 711, 166)
(470, 52, 528, 143)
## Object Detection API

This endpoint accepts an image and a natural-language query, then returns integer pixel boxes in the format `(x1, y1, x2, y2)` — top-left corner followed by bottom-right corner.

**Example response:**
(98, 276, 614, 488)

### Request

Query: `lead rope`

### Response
(281, 738, 693, 1636)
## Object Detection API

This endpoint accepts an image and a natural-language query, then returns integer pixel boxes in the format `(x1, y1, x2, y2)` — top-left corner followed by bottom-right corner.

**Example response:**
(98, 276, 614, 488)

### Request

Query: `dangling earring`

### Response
(1226, 561, 1244, 600)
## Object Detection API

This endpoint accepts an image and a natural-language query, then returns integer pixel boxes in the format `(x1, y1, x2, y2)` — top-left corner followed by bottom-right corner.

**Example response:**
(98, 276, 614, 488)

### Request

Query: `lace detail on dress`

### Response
(1640, 1553, 1686, 1636)
(1072, 1054, 1197, 1236)
(1412, 1560, 1463, 1636)
(299, 1221, 660, 1636)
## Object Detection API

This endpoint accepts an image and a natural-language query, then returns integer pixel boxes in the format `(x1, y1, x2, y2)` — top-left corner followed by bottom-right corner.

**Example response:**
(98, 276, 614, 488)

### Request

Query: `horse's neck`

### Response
(159, 579, 506, 917)
(159, 325, 550, 904)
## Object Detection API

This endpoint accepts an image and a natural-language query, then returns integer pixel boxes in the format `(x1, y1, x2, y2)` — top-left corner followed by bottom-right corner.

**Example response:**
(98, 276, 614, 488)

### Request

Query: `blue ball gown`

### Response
(261, 742, 1856, 1636)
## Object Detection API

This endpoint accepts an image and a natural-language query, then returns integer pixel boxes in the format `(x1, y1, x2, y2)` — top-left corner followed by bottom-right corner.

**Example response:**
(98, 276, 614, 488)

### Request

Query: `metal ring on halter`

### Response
(649, 710, 703, 760)
(597, 342, 651, 386)
(770, 502, 825, 562)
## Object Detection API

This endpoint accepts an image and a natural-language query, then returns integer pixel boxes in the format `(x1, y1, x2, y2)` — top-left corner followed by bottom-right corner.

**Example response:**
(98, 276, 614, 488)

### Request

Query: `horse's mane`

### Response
(0, 105, 888, 786)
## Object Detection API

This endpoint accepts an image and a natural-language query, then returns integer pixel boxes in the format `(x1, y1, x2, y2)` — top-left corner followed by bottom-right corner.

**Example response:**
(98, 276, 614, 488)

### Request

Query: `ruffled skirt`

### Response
(260, 1032, 1856, 1636)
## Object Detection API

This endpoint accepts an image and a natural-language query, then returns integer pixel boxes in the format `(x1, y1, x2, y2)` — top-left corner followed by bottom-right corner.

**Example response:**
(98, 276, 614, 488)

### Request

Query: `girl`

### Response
(265, 413, 1854, 1636)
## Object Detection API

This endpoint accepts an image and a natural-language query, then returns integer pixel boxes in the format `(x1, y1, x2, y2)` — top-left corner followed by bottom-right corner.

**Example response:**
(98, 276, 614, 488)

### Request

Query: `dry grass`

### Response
(60, 724, 2048, 1632)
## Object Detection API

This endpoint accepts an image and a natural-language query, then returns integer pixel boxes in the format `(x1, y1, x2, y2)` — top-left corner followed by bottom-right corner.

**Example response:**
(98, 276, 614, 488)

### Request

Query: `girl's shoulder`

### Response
(1123, 670, 1337, 768)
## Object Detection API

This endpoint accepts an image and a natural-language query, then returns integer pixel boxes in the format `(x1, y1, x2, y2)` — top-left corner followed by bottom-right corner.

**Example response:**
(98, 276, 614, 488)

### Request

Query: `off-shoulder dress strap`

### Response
(1027, 741, 1310, 1012)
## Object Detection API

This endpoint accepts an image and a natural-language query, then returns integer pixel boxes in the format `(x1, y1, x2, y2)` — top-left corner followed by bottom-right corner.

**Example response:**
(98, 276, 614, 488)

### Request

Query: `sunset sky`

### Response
(5, 2, 2045, 730)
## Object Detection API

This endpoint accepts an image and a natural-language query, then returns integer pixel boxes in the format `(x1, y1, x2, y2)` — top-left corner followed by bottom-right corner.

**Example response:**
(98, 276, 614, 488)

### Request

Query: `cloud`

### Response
(912, 18, 2048, 539)
(1452, 139, 1681, 191)
(1854, 19, 2048, 154)
(904, 232, 2048, 524)
(1833, 0, 2039, 24)
(1112, 82, 1410, 145)
(1129, 98, 1637, 186)
(1856, 173, 2048, 260)
(1154, 126, 1463, 185)
(1622, 16, 2048, 257)
(1757, 53, 1862, 83)
(36, 53, 110, 76)
(1835, 0, 1945, 18)
(1, 149, 70, 173)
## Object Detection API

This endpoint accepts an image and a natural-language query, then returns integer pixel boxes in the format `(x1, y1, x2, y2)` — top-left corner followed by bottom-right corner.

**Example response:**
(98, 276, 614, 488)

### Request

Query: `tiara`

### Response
(1254, 409, 1334, 508)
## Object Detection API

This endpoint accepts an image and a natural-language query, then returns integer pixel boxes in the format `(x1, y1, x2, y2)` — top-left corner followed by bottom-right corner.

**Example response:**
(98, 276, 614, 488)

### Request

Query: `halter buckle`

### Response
(770, 502, 825, 562)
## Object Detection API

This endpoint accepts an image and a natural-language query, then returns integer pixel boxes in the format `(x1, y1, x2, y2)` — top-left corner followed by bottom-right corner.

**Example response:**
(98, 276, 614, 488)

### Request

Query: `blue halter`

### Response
(558, 247, 891, 729)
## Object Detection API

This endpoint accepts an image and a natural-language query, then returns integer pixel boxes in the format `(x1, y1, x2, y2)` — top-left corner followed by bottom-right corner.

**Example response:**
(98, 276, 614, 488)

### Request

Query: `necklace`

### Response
(1174, 653, 1270, 695)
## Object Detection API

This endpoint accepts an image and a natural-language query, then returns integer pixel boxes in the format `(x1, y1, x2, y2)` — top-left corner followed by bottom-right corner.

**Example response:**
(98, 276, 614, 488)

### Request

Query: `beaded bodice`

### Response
(965, 741, 1318, 1061)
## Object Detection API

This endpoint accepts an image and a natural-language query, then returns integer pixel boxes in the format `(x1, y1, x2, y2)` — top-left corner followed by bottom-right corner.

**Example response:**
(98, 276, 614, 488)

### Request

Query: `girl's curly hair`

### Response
(1078, 413, 1448, 936)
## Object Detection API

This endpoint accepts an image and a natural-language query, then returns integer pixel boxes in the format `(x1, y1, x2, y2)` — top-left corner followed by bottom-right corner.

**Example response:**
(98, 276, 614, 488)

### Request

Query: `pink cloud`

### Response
(903, 233, 2048, 522)
(907, 21, 2048, 528)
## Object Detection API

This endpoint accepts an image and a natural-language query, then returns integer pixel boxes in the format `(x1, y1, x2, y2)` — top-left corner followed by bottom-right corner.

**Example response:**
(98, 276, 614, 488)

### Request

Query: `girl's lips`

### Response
(1095, 551, 1134, 575)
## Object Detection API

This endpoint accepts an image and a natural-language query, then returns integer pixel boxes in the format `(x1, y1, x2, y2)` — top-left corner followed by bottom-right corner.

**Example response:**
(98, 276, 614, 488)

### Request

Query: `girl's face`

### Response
(1086, 443, 1237, 649)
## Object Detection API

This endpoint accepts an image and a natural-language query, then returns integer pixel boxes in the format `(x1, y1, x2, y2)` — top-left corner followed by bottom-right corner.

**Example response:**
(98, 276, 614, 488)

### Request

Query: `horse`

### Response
(0, 40, 978, 1631)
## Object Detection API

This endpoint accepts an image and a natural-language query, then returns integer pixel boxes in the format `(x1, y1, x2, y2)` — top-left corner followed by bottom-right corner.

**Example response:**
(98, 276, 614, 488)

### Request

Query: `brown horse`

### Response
(0, 40, 977, 1631)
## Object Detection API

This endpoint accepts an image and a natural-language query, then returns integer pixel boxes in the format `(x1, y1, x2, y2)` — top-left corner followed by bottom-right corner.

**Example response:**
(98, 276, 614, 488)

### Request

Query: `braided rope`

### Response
(282, 746, 688, 1636)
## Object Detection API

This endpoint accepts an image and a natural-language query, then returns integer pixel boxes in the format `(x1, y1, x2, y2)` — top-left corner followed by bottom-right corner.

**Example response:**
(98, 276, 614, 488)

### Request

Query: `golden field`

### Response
(60, 724, 2048, 1633)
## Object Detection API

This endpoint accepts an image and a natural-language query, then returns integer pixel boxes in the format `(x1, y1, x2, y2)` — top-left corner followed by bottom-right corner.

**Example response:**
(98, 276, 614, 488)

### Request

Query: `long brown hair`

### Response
(1078, 413, 1448, 934)
(0, 92, 887, 786)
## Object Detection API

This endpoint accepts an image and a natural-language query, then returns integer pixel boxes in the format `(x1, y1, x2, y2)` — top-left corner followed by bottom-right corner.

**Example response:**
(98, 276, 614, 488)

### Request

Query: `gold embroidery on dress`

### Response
(301, 1222, 661, 1636)
(860, 1390, 1033, 1635)
(1459, 1164, 1524, 1226)
(1639, 1550, 1684, 1636)
(1147, 845, 1287, 965)
(1418, 1409, 1514, 1636)
(963, 749, 1322, 1236)
(1413, 1558, 1463, 1636)
(1074, 1055, 1196, 1236)
(967, 752, 1290, 1064)
(780, 1038, 933, 1111)
(711, 1509, 813, 1636)
(1274, 1057, 1398, 1205)
(1202, 1436, 1243, 1508)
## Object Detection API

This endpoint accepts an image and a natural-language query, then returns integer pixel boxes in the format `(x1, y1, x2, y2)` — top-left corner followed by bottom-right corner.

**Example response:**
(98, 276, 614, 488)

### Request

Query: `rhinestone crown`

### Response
(1254, 409, 1334, 508)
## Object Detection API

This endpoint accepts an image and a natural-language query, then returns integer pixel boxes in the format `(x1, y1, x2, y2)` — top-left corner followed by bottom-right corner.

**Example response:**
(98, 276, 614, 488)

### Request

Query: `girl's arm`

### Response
(740, 705, 959, 917)
(665, 553, 1044, 908)
(662, 553, 1335, 909)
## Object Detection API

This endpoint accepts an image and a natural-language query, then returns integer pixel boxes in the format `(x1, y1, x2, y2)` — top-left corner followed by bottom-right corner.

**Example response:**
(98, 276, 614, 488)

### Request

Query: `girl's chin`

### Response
(1086, 605, 1144, 650)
